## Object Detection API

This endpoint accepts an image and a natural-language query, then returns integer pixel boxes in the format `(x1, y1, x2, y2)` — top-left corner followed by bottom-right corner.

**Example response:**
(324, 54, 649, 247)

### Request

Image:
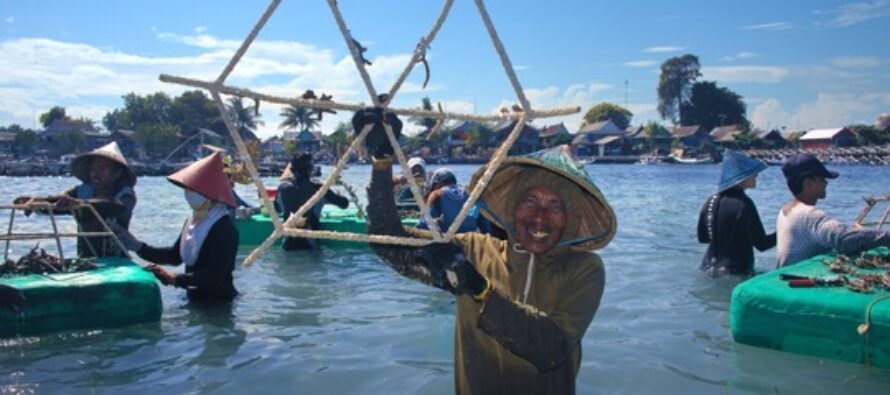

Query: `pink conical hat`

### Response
(71, 141, 136, 187)
(167, 151, 236, 207)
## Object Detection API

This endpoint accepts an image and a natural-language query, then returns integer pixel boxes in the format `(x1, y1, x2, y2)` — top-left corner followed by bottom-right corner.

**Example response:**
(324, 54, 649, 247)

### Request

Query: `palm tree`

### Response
(279, 104, 319, 131)
(227, 96, 263, 140)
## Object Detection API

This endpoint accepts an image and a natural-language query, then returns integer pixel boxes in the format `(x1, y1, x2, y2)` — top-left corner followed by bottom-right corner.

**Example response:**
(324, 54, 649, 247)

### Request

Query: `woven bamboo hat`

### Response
(468, 146, 616, 250)
(167, 151, 236, 207)
(70, 142, 136, 187)
(718, 150, 767, 192)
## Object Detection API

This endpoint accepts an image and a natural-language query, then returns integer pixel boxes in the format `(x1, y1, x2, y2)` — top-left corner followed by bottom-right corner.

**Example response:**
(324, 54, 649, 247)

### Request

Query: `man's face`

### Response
(513, 186, 567, 254)
(809, 176, 828, 199)
(90, 157, 119, 190)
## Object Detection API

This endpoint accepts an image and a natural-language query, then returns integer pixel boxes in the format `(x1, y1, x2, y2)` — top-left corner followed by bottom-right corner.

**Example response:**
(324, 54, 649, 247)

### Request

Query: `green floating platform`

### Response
(0, 257, 162, 337)
(730, 248, 890, 368)
(237, 208, 419, 248)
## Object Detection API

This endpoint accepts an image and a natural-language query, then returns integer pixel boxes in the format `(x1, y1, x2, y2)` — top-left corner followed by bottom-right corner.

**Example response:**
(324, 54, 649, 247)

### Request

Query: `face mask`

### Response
(184, 190, 207, 210)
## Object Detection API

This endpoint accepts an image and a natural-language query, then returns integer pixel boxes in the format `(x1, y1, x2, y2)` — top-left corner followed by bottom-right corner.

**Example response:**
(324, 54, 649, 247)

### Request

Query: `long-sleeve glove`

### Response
(351, 106, 402, 159)
(0, 284, 25, 312)
(109, 223, 144, 252)
(413, 242, 489, 299)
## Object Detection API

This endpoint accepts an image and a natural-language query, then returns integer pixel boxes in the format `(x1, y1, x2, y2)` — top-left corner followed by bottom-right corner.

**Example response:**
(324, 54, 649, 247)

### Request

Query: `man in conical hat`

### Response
(113, 152, 239, 302)
(696, 150, 774, 276)
(354, 107, 616, 395)
(14, 141, 138, 257)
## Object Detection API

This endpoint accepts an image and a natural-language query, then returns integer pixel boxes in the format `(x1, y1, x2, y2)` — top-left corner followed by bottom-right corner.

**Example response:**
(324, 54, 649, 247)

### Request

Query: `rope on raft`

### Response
(159, 0, 580, 267)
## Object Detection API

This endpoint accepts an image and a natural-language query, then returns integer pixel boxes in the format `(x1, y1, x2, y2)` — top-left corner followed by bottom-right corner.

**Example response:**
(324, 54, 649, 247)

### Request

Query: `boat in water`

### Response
(666, 154, 713, 165)
(237, 207, 419, 248)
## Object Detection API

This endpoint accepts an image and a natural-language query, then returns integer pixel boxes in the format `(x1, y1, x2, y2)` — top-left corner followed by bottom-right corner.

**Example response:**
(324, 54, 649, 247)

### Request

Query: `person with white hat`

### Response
(393, 156, 428, 211)
(113, 152, 239, 302)
(14, 142, 138, 257)
(696, 150, 775, 276)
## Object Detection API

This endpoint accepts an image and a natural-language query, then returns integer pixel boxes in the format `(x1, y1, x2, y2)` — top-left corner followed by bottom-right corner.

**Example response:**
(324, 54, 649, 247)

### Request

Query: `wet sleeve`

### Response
(277, 183, 299, 217)
(367, 160, 451, 286)
(119, 194, 136, 229)
(175, 218, 238, 289)
(477, 254, 605, 372)
(813, 209, 890, 255)
(745, 198, 776, 251)
(324, 189, 350, 209)
(697, 199, 711, 243)
(137, 233, 183, 265)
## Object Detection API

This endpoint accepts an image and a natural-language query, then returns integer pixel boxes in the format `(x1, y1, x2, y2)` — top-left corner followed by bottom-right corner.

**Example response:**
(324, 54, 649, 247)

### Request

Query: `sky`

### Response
(1, 0, 889, 139)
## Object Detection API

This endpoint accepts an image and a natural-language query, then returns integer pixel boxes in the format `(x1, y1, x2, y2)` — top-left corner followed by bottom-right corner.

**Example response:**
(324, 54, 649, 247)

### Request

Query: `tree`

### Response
(226, 96, 263, 141)
(642, 121, 670, 152)
(583, 102, 633, 129)
(409, 97, 437, 135)
(14, 129, 39, 154)
(39, 106, 69, 127)
(464, 123, 494, 155)
(657, 54, 701, 124)
(168, 90, 222, 134)
(732, 129, 762, 149)
(679, 81, 748, 131)
(279, 104, 318, 131)
(133, 123, 180, 158)
(324, 122, 353, 158)
(851, 124, 890, 145)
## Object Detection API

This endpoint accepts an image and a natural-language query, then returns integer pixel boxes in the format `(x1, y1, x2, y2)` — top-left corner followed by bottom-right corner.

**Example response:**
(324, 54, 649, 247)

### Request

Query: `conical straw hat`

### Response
(718, 150, 767, 192)
(468, 146, 616, 250)
(167, 151, 236, 207)
(70, 141, 136, 187)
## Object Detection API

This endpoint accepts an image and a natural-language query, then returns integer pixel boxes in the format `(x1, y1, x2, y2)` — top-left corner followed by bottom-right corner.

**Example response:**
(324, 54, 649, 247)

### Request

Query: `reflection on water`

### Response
(2, 164, 890, 394)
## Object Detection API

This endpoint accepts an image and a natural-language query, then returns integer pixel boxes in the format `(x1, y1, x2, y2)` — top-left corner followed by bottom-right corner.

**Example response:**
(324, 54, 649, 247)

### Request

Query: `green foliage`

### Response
(680, 81, 748, 130)
(409, 97, 437, 133)
(731, 129, 762, 149)
(133, 123, 179, 158)
(39, 106, 69, 128)
(657, 54, 701, 124)
(548, 133, 574, 147)
(324, 122, 352, 157)
(13, 129, 39, 154)
(279, 104, 319, 132)
(642, 121, 671, 151)
(851, 124, 890, 145)
(583, 102, 633, 129)
(169, 91, 222, 134)
(463, 123, 494, 154)
(283, 140, 296, 156)
(226, 96, 263, 141)
(56, 129, 85, 153)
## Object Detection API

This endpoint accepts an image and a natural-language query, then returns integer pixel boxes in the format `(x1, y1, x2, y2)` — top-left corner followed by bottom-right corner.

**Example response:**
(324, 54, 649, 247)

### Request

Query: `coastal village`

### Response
(1, 104, 889, 176)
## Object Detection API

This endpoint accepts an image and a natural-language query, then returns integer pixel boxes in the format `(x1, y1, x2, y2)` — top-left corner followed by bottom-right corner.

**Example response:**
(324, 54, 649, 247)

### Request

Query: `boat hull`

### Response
(730, 248, 890, 367)
(0, 257, 162, 337)
(237, 208, 419, 248)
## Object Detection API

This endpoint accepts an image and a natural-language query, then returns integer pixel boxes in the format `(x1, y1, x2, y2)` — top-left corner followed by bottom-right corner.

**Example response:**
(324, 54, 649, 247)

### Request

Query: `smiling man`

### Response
(356, 108, 616, 395)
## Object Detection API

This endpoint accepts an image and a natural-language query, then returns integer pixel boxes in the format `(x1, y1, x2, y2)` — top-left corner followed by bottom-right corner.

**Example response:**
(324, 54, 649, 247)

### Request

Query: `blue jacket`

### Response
(417, 184, 490, 234)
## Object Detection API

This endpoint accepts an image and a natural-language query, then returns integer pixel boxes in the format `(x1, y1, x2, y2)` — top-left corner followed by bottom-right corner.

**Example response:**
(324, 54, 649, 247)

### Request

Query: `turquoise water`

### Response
(2, 164, 890, 394)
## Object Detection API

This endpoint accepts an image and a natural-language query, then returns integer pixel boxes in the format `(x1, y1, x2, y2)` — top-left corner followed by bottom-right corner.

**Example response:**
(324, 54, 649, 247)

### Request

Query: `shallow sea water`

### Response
(2, 163, 890, 394)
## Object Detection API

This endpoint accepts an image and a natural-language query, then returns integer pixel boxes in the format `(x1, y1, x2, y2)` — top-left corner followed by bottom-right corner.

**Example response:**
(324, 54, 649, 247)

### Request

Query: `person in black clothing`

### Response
(276, 153, 349, 250)
(114, 152, 239, 302)
(697, 150, 775, 276)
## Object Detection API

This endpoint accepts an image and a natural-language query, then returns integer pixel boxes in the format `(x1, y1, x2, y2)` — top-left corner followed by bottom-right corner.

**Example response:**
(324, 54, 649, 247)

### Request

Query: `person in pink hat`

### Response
(113, 152, 239, 302)
(14, 142, 138, 257)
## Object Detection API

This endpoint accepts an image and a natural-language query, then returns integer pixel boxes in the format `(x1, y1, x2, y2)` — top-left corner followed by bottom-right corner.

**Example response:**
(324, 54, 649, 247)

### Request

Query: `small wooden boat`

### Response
(237, 208, 419, 248)
(666, 154, 713, 164)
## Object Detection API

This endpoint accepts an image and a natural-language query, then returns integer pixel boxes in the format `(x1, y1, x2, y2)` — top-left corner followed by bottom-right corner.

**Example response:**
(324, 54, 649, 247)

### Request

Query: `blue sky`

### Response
(1, 0, 889, 138)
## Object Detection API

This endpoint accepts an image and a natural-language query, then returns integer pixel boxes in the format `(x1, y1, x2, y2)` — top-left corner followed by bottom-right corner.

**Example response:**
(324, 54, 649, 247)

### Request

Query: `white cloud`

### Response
(625, 60, 657, 67)
(701, 65, 789, 83)
(643, 46, 685, 53)
(737, 52, 760, 59)
(751, 94, 890, 130)
(5, 16, 13, 24)
(827, 0, 890, 27)
(830, 56, 885, 68)
(194, 26, 208, 34)
(741, 22, 793, 31)
(0, 32, 417, 138)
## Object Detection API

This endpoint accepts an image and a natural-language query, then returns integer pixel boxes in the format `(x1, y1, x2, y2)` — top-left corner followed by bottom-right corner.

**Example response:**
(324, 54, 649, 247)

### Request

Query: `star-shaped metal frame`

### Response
(160, 0, 579, 266)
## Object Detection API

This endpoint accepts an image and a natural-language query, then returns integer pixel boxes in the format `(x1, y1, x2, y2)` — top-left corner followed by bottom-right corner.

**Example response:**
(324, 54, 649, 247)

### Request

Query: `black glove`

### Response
(0, 284, 25, 312)
(351, 106, 403, 159)
(413, 242, 488, 298)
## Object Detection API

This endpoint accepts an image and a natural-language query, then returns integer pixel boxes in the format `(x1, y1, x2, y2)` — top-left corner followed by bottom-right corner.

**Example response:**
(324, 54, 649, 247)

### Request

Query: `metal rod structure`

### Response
(4, 208, 14, 262)
(47, 206, 65, 263)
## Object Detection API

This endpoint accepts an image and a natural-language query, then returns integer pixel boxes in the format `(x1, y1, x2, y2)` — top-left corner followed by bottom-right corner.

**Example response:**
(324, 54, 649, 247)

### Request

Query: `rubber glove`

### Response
(351, 106, 403, 159)
(413, 242, 489, 300)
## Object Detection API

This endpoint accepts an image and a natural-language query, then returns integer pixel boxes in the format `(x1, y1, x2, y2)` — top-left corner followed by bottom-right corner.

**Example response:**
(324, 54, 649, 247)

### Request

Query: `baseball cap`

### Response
(781, 153, 838, 180)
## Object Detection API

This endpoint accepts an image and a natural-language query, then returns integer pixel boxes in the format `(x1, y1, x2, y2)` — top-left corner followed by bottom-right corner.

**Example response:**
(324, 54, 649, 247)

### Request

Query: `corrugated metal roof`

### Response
(800, 128, 846, 140)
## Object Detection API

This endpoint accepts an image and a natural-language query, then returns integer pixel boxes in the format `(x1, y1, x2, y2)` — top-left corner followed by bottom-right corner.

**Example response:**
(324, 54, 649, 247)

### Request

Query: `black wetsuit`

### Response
(697, 187, 776, 275)
(276, 176, 349, 250)
(137, 215, 239, 302)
